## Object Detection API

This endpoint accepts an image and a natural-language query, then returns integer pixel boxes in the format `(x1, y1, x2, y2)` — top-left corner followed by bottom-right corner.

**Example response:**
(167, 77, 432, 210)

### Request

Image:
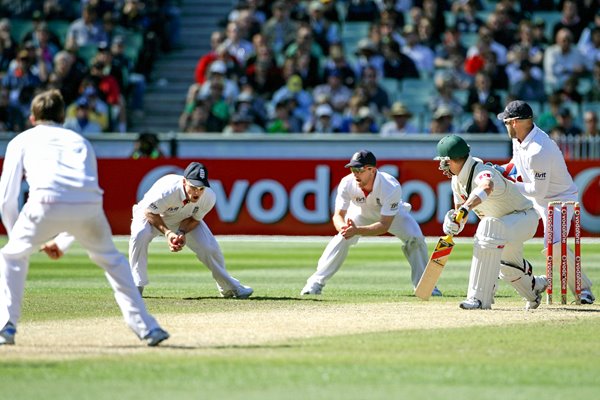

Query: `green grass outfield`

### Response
(0, 235, 599, 400)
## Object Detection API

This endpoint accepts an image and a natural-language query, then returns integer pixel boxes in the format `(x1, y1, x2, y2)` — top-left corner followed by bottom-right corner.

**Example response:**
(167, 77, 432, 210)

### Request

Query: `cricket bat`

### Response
(415, 208, 468, 300)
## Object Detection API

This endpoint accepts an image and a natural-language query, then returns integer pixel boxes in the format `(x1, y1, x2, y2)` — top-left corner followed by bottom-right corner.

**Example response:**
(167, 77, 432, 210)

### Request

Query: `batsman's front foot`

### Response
(580, 289, 595, 305)
(459, 298, 482, 310)
(431, 287, 442, 297)
(143, 327, 170, 347)
(526, 275, 549, 310)
(301, 282, 323, 295)
(220, 285, 254, 299)
(0, 322, 17, 345)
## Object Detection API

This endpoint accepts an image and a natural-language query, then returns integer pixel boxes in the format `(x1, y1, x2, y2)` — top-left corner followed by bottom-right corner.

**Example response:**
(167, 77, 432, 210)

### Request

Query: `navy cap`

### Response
(183, 162, 210, 188)
(345, 150, 376, 168)
(497, 100, 533, 121)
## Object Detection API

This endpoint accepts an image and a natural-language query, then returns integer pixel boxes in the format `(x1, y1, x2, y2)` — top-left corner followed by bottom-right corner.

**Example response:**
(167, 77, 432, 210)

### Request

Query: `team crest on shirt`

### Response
(355, 196, 366, 203)
(376, 198, 381, 206)
(193, 206, 199, 213)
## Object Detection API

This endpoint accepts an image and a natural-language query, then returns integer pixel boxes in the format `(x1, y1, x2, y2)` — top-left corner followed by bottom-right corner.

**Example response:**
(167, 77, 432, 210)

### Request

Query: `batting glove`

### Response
(443, 208, 467, 236)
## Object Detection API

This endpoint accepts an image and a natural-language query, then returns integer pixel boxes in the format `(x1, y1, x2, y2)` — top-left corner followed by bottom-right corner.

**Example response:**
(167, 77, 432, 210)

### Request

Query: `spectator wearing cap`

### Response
(555, 106, 583, 136)
(380, 102, 418, 136)
(197, 60, 240, 105)
(66, 4, 106, 48)
(350, 106, 379, 134)
(313, 68, 352, 113)
(223, 110, 265, 134)
(428, 105, 456, 134)
(303, 103, 341, 133)
(354, 38, 385, 80)
(464, 103, 501, 134)
(543, 28, 587, 92)
(65, 85, 110, 131)
(63, 96, 103, 136)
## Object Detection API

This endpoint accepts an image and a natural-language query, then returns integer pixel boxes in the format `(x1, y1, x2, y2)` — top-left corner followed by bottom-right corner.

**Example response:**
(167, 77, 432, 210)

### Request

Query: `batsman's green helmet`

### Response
(435, 134, 470, 160)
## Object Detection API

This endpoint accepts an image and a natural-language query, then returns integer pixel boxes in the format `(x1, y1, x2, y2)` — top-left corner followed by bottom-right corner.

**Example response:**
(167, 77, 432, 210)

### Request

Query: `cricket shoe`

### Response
(0, 322, 17, 345)
(580, 289, 595, 305)
(143, 327, 170, 347)
(459, 298, 482, 310)
(431, 287, 442, 297)
(221, 285, 254, 299)
(526, 275, 549, 310)
(301, 282, 323, 295)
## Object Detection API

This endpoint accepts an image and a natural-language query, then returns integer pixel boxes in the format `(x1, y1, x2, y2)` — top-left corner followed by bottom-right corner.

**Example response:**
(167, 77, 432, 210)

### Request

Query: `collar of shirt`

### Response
(518, 124, 540, 148)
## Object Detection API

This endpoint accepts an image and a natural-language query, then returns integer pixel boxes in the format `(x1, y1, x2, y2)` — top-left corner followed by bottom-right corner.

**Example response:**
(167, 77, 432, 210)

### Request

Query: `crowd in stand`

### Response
(180, 0, 600, 139)
(0, 0, 182, 134)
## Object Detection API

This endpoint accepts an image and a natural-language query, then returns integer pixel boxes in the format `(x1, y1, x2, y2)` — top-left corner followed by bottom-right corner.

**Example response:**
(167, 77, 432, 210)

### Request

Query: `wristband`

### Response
(471, 186, 488, 202)
(164, 230, 172, 238)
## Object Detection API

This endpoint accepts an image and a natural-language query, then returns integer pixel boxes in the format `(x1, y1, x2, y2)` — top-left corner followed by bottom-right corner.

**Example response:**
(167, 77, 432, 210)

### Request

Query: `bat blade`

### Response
(414, 236, 456, 300)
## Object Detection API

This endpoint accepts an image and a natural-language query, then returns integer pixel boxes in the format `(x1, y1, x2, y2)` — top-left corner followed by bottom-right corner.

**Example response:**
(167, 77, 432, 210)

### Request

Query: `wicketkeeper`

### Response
(435, 135, 548, 310)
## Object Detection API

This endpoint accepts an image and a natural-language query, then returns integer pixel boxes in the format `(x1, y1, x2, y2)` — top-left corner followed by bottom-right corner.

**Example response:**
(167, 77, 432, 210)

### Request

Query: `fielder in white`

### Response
(497, 100, 595, 304)
(301, 150, 436, 296)
(435, 135, 548, 310)
(0, 89, 169, 346)
(130, 162, 253, 298)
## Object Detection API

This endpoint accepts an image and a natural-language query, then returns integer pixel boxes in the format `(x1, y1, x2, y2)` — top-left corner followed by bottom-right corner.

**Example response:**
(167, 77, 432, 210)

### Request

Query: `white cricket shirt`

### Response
(335, 170, 407, 221)
(452, 156, 533, 219)
(134, 174, 216, 225)
(510, 125, 578, 206)
(0, 123, 103, 231)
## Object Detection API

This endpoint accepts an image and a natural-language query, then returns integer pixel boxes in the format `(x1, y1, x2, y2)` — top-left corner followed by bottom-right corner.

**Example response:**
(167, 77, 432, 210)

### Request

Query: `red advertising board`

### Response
(1, 158, 599, 237)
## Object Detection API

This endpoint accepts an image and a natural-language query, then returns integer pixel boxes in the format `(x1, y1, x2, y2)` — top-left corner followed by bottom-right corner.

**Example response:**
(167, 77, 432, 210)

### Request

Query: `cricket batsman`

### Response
(435, 134, 548, 310)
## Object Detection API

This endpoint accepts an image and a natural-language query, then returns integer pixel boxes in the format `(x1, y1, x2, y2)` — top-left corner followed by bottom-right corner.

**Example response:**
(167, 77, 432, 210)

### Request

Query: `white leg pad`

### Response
(499, 259, 536, 301)
(468, 217, 507, 309)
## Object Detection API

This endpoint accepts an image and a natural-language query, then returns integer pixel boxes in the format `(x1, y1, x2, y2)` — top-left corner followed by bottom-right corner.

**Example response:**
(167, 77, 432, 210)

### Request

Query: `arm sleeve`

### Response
(0, 140, 24, 233)
(334, 178, 351, 211)
(380, 186, 402, 216)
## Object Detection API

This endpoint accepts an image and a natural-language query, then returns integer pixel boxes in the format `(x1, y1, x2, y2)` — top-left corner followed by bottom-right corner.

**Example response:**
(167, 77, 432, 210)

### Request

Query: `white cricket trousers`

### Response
(129, 217, 243, 292)
(306, 208, 428, 288)
(0, 202, 161, 339)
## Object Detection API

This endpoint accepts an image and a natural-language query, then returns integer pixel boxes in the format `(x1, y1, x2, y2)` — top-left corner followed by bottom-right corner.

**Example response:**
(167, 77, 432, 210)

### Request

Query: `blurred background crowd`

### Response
(0, 0, 599, 145)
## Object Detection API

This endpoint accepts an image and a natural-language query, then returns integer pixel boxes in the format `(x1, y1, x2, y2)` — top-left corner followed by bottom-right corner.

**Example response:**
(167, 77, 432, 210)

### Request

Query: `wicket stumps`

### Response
(546, 201, 582, 305)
